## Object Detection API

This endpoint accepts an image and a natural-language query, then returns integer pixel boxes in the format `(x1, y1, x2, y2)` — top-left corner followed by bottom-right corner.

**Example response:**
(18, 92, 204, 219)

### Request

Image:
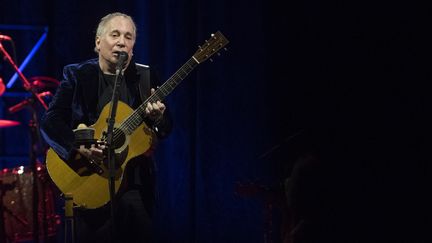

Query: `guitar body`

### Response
(45, 101, 154, 209)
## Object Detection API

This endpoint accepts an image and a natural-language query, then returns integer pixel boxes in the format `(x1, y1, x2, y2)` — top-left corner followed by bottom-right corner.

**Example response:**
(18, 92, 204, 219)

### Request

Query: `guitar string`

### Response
(112, 52, 217, 141)
(111, 36, 226, 141)
(114, 40, 222, 138)
(114, 58, 196, 136)
(110, 58, 197, 142)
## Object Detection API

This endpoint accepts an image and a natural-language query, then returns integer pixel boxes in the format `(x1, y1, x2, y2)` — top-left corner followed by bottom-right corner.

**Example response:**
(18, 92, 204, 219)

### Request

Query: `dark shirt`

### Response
(97, 72, 134, 113)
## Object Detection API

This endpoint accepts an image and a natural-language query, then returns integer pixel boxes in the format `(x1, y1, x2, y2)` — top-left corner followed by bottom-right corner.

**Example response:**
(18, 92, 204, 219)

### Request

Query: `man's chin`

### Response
(107, 57, 119, 66)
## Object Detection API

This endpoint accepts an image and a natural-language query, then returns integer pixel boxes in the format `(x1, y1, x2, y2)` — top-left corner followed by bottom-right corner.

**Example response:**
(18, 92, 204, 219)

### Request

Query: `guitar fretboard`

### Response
(120, 57, 199, 134)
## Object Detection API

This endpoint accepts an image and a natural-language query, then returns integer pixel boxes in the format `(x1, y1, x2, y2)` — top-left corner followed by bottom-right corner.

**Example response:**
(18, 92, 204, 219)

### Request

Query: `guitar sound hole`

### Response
(112, 128, 126, 150)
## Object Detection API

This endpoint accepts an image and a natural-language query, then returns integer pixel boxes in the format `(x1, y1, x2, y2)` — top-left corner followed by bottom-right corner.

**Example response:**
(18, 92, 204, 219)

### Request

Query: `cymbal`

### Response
(0, 119, 20, 128)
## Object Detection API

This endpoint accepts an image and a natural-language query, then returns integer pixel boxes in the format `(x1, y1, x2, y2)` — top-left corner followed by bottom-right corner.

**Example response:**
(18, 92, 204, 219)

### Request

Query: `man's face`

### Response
(95, 16, 136, 71)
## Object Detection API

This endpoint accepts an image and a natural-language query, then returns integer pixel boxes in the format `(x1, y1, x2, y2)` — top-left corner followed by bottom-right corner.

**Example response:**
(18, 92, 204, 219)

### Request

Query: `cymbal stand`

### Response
(0, 40, 49, 243)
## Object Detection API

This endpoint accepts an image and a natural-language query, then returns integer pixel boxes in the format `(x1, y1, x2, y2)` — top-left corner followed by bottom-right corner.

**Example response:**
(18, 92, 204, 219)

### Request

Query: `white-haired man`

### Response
(41, 12, 172, 243)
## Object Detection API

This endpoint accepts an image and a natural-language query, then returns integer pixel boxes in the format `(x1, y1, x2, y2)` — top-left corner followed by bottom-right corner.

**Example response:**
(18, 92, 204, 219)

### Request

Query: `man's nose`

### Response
(116, 36, 126, 46)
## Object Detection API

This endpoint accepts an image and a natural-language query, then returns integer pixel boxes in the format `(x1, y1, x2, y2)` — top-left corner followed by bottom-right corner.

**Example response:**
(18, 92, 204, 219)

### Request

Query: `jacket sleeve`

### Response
(152, 106, 172, 139)
(40, 66, 77, 162)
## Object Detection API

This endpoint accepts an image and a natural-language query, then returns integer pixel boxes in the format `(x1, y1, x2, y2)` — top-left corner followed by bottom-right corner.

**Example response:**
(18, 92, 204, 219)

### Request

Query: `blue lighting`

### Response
(6, 31, 48, 88)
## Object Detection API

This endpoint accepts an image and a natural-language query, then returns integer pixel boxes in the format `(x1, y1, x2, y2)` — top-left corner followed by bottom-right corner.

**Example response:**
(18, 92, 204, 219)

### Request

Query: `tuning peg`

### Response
(217, 52, 221, 56)
(209, 58, 214, 62)
(224, 47, 228, 51)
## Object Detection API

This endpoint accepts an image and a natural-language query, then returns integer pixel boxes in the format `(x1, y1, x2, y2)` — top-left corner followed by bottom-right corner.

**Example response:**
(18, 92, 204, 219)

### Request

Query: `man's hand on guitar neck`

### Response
(145, 88, 166, 123)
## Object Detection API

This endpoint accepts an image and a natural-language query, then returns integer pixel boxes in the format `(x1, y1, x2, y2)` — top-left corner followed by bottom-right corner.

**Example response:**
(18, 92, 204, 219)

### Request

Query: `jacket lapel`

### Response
(75, 60, 100, 123)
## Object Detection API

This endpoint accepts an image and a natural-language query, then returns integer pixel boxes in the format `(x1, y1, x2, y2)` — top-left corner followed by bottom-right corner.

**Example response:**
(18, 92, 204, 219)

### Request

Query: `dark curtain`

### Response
(1, 0, 426, 242)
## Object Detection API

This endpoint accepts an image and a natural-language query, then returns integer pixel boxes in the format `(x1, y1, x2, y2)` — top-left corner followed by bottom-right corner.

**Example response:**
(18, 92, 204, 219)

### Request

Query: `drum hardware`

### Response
(1, 34, 59, 243)
(0, 165, 60, 242)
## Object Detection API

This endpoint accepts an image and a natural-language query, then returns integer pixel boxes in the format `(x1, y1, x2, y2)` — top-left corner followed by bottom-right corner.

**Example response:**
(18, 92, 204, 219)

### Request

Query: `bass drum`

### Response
(0, 164, 60, 242)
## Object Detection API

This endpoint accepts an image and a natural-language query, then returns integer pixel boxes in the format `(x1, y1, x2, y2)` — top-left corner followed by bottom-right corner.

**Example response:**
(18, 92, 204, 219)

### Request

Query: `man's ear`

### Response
(95, 37, 100, 51)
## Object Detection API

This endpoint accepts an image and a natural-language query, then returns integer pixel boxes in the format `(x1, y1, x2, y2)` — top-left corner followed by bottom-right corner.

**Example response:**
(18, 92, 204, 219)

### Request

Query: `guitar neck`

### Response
(116, 31, 229, 135)
(121, 57, 199, 134)
(146, 57, 199, 106)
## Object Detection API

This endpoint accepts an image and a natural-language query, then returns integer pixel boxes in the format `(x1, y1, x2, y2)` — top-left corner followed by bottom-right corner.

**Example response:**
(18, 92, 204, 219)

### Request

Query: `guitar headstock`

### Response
(193, 31, 229, 64)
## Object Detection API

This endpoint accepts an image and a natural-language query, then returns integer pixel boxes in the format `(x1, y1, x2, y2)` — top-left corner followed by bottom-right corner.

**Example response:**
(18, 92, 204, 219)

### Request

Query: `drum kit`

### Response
(1, 35, 61, 242)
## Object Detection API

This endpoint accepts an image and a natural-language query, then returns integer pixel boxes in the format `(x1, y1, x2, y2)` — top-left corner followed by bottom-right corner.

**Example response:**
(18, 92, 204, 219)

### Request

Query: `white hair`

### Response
(94, 12, 137, 53)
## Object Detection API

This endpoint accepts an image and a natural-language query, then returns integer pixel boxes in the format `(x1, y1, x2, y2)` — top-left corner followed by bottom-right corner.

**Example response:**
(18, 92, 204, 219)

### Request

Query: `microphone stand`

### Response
(104, 54, 127, 240)
(0, 40, 48, 243)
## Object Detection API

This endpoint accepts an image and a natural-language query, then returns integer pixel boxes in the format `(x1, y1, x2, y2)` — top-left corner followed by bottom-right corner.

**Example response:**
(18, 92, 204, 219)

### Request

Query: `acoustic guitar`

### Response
(45, 31, 229, 209)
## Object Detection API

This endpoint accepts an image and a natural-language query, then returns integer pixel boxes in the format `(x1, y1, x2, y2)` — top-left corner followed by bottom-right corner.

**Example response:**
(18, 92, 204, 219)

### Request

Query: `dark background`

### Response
(0, 0, 427, 242)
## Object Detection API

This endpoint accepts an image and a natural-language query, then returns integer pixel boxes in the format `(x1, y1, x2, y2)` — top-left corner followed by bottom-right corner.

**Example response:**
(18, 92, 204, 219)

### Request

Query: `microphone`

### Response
(115, 51, 129, 73)
(0, 35, 12, 41)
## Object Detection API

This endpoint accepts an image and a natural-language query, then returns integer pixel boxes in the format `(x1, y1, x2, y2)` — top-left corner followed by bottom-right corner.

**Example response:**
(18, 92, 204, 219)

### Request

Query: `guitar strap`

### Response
(133, 66, 152, 187)
(137, 66, 151, 104)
